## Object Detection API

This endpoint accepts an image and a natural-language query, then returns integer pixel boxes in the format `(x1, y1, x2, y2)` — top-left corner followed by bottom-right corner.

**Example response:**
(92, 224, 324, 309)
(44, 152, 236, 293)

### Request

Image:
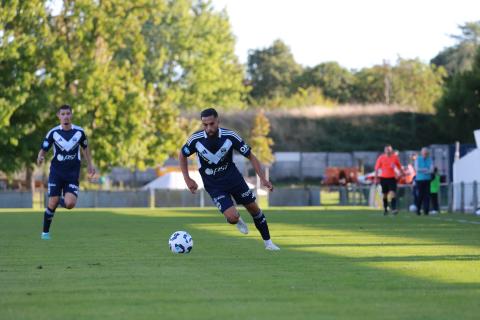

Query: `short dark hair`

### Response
(200, 108, 218, 119)
(58, 104, 72, 112)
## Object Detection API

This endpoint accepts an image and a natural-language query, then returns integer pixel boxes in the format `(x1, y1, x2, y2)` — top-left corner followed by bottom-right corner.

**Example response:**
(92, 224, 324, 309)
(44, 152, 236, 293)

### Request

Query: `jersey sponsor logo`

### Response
(53, 131, 82, 152)
(57, 154, 77, 161)
(204, 164, 228, 176)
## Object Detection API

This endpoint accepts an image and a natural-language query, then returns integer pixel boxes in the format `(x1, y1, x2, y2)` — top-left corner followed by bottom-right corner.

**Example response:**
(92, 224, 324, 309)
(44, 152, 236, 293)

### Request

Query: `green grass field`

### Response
(1, 207, 480, 320)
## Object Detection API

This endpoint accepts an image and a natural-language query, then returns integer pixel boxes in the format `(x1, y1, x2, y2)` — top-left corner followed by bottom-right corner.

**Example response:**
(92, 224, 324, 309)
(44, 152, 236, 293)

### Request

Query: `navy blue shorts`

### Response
(206, 180, 256, 213)
(48, 171, 79, 198)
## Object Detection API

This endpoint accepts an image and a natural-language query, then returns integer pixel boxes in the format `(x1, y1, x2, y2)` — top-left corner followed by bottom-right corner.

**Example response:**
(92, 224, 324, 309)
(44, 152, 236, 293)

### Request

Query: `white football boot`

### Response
(264, 239, 280, 251)
(236, 217, 249, 234)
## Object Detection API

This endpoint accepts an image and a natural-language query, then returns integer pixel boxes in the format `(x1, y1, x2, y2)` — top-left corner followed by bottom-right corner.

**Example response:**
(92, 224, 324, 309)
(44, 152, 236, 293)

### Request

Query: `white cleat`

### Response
(41, 232, 51, 240)
(264, 240, 280, 251)
(236, 217, 249, 234)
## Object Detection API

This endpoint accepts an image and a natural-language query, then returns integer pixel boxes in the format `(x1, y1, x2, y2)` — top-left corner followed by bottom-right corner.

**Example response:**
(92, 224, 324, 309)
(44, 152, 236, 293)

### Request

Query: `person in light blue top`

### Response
(414, 147, 433, 215)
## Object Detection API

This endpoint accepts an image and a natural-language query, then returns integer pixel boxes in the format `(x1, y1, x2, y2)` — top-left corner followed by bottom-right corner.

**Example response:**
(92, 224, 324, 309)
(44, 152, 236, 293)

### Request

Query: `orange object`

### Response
(374, 154, 401, 178)
(324, 167, 359, 185)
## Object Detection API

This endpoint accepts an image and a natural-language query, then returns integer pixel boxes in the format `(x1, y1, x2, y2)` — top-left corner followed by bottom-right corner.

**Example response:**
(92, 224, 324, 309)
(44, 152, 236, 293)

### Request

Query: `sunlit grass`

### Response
(1, 208, 479, 320)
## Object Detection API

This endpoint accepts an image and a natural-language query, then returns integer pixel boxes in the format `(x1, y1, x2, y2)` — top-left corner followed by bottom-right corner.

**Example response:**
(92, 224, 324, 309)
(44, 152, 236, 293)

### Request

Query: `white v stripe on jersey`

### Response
(214, 139, 233, 160)
(196, 142, 221, 164)
(53, 131, 82, 152)
(195, 139, 233, 164)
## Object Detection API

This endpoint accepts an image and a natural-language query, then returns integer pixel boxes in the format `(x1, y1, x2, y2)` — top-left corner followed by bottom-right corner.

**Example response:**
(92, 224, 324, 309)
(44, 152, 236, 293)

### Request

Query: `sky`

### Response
(211, 0, 480, 69)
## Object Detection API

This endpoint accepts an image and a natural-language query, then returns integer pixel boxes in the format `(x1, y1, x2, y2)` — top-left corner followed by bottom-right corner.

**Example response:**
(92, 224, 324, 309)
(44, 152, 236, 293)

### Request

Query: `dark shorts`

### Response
(206, 179, 256, 213)
(48, 171, 79, 198)
(380, 178, 397, 194)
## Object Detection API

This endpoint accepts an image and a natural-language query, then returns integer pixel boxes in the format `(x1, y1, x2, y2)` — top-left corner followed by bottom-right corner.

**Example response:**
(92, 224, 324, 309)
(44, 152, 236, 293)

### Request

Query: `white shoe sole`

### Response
(265, 245, 280, 251)
(236, 223, 249, 234)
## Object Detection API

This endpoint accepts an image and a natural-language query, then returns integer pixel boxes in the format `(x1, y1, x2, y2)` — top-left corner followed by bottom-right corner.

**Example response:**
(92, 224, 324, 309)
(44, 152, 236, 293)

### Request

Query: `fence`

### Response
(0, 182, 478, 213)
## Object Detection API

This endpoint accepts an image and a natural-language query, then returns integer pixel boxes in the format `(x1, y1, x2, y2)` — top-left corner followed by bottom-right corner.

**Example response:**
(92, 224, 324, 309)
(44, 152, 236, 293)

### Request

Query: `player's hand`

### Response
(261, 178, 273, 192)
(87, 165, 96, 179)
(37, 156, 44, 166)
(185, 177, 198, 194)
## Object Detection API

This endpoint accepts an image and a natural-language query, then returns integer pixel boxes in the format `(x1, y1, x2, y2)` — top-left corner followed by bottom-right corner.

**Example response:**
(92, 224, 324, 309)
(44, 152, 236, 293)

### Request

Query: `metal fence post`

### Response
(448, 183, 453, 213)
(460, 182, 465, 213)
(473, 181, 478, 212)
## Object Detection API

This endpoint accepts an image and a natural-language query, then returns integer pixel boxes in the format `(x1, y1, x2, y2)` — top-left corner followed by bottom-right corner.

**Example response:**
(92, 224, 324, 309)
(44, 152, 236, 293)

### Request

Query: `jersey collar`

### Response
(203, 129, 221, 138)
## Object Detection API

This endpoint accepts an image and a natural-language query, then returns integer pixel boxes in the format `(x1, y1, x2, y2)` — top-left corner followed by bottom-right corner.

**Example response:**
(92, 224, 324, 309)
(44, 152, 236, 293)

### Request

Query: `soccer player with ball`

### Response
(179, 108, 280, 251)
(37, 104, 95, 240)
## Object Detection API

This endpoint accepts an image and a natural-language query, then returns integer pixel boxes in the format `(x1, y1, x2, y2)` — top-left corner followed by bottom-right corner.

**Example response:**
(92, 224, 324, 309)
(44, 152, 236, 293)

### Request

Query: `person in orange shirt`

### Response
(374, 145, 403, 215)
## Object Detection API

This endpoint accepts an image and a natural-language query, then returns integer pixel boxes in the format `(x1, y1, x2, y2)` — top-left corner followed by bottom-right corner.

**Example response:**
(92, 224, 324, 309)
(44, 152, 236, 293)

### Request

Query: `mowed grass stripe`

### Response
(1, 208, 479, 320)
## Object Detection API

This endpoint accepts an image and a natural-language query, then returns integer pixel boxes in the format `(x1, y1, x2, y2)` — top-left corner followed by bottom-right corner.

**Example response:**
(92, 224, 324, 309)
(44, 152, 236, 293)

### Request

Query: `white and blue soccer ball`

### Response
(168, 231, 193, 254)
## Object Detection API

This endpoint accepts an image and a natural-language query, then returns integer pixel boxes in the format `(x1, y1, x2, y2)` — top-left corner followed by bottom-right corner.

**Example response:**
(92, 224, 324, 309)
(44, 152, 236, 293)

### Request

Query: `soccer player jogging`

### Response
(374, 145, 403, 215)
(179, 108, 280, 251)
(36, 104, 95, 240)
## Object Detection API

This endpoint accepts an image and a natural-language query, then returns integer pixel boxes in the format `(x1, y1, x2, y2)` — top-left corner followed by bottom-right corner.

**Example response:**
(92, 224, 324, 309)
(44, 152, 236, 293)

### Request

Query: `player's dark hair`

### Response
(200, 108, 218, 119)
(58, 104, 72, 112)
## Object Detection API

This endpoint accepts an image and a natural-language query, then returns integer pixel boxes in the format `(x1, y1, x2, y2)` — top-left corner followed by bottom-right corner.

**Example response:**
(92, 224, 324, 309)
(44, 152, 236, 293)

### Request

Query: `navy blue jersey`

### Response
(41, 125, 88, 178)
(181, 128, 251, 190)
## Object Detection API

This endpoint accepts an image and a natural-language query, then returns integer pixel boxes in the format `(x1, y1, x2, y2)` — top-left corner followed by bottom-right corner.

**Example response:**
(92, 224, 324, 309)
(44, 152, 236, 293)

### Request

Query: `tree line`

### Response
(1, 1, 479, 177)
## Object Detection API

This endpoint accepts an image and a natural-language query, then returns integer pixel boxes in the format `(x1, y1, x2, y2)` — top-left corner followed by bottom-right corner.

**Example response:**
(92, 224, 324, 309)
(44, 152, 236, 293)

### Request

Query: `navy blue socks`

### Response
(252, 211, 270, 240)
(43, 207, 56, 233)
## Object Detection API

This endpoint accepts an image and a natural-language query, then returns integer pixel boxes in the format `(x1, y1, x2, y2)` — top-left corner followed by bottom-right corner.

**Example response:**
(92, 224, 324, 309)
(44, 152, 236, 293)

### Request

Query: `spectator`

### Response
(407, 153, 418, 212)
(415, 147, 433, 215)
(430, 167, 441, 214)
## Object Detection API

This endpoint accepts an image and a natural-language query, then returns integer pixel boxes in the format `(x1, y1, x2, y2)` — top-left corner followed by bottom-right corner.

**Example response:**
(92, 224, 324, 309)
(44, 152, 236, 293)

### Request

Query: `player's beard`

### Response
(206, 129, 218, 137)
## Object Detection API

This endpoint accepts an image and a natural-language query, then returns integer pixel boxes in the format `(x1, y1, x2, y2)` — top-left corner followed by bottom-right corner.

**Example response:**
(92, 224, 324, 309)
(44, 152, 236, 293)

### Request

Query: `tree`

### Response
(431, 21, 480, 76)
(0, 0, 52, 176)
(436, 47, 480, 143)
(247, 39, 302, 101)
(1, 0, 247, 180)
(350, 66, 386, 104)
(297, 62, 354, 103)
(250, 110, 274, 165)
(391, 58, 446, 113)
(142, 0, 247, 110)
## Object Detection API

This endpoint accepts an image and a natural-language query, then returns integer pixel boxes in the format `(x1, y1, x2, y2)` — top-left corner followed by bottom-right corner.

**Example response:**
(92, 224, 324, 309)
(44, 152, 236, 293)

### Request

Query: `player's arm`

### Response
(37, 149, 47, 166)
(395, 156, 404, 176)
(81, 147, 96, 178)
(374, 157, 381, 183)
(179, 151, 198, 194)
(247, 152, 273, 192)
(37, 131, 53, 165)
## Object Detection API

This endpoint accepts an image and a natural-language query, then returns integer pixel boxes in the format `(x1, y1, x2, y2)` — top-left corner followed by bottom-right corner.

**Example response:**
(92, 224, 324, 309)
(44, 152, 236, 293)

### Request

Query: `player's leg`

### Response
(42, 174, 61, 239)
(390, 179, 398, 215)
(243, 201, 279, 251)
(232, 183, 279, 250)
(208, 190, 248, 234)
(63, 180, 80, 209)
(222, 205, 249, 235)
(380, 179, 389, 215)
(63, 192, 77, 209)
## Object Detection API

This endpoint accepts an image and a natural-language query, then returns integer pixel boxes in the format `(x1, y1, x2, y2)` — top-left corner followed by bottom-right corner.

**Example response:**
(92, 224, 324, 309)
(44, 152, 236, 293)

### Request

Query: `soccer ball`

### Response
(409, 204, 417, 212)
(168, 231, 193, 254)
